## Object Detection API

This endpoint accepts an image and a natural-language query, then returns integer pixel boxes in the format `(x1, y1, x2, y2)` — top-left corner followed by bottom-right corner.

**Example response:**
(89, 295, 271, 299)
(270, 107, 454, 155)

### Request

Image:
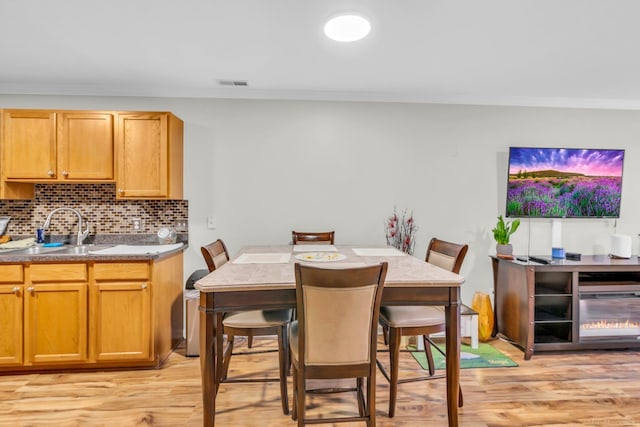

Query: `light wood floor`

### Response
(1, 336, 639, 426)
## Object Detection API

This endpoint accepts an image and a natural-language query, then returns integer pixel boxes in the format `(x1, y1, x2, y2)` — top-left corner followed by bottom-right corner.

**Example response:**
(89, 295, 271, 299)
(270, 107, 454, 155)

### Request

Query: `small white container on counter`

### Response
(157, 227, 177, 244)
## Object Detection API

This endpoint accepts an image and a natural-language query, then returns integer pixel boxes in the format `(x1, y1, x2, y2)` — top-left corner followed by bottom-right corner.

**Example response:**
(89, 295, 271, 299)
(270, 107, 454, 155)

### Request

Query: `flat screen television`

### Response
(506, 147, 625, 218)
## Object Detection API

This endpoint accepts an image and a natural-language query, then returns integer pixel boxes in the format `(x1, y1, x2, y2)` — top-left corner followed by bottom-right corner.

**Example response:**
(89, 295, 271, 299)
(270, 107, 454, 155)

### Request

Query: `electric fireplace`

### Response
(579, 285, 640, 342)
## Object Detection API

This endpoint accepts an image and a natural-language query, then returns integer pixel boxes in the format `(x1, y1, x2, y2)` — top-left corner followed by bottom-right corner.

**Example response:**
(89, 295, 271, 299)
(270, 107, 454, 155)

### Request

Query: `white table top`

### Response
(195, 245, 465, 293)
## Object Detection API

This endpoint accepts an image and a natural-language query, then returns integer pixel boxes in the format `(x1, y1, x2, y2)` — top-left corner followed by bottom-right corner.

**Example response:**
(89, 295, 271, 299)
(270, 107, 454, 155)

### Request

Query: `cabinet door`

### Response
(58, 112, 114, 180)
(93, 262, 152, 362)
(24, 282, 88, 364)
(26, 264, 88, 364)
(2, 110, 56, 179)
(93, 281, 152, 361)
(116, 113, 169, 197)
(115, 112, 183, 199)
(0, 284, 23, 366)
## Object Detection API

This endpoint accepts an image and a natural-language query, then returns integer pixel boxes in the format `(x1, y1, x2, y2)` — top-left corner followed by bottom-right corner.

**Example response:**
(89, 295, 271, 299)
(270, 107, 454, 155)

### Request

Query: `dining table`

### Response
(195, 244, 465, 427)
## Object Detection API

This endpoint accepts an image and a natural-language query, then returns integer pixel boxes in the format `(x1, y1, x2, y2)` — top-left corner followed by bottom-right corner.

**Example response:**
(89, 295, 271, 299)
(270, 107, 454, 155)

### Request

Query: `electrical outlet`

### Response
(175, 219, 188, 232)
(132, 218, 142, 231)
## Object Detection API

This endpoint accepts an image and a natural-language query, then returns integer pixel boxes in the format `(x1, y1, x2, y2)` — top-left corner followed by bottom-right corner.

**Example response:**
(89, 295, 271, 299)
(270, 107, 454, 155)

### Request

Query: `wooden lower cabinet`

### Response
(0, 252, 183, 372)
(0, 279, 24, 365)
(26, 263, 88, 365)
(25, 283, 88, 365)
(0, 265, 26, 365)
(92, 262, 152, 361)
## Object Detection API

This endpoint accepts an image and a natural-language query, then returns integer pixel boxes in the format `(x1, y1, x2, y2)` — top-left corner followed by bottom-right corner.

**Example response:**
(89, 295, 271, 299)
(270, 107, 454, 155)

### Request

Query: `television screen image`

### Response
(506, 147, 625, 218)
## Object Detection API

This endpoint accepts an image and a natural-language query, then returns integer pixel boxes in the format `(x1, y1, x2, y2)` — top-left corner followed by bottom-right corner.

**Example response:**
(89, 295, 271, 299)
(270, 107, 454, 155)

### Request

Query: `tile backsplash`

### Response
(0, 183, 188, 237)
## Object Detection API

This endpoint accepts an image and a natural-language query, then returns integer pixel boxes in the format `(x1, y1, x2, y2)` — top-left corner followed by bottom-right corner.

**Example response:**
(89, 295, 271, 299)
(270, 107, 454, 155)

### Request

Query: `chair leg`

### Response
(356, 377, 365, 417)
(422, 335, 436, 376)
(387, 326, 401, 418)
(291, 364, 298, 421)
(367, 375, 375, 427)
(296, 365, 305, 427)
(459, 385, 464, 407)
(247, 334, 253, 348)
(277, 325, 289, 415)
(382, 324, 389, 345)
(221, 335, 235, 381)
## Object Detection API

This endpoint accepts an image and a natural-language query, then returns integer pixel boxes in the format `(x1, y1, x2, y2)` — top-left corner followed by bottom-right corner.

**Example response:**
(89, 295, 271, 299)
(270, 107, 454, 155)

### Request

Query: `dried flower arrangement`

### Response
(385, 207, 417, 255)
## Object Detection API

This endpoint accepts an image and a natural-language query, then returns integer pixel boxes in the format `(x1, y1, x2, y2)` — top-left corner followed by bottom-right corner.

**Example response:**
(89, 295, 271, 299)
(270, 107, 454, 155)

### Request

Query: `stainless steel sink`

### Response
(2, 244, 114, 256)
(4, 245, 67, 255)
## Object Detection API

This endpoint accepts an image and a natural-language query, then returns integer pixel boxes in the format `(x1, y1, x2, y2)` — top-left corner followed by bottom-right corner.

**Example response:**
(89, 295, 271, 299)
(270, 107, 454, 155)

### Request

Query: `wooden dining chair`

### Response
(377, 237, 468, 417)
(291, 230, 335, 245)
(290, 262, 388, 426)
(200, 239, 292, 415)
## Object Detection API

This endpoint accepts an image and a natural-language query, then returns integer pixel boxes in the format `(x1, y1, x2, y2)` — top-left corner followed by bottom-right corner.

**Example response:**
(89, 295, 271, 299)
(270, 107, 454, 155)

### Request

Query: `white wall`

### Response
(2, 94, 640, 305)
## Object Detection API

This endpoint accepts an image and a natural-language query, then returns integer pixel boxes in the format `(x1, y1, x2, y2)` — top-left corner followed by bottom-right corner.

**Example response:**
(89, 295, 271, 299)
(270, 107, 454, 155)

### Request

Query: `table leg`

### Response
(445, 299, 460, 427)
(200, 293, 219, 427)
(215, 312, 224, 393)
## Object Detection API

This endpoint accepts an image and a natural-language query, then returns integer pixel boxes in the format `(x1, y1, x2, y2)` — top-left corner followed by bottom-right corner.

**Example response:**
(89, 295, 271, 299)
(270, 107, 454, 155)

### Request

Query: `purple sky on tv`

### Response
(508, 148, 624, 177)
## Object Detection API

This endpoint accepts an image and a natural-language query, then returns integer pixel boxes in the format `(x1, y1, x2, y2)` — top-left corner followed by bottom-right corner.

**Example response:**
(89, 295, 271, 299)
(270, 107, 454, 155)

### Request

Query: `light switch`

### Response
(207, 215, 216, 229)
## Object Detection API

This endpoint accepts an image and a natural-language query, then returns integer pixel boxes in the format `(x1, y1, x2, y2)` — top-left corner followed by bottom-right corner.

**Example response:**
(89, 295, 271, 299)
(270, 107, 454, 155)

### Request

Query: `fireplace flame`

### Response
(581, 320, 640, 330)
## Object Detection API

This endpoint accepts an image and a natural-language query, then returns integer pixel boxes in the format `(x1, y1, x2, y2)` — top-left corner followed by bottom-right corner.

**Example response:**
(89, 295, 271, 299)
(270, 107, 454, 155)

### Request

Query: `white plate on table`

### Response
(294, 252, 346, 262)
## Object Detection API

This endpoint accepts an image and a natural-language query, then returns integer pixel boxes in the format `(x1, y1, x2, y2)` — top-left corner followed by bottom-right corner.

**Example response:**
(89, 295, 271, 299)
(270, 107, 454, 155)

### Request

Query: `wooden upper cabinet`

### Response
(2, 109, 113, 182)
(58, 112, 114, 180)
(2, 110, 55, 180)
(116, 112, 183, 199)
(0, 108, 183, 199)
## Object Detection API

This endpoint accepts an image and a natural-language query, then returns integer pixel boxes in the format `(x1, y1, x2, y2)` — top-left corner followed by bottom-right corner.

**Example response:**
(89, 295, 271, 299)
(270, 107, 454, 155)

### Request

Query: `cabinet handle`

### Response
(62, 170, 69, 177)
(12, 287, 20, 293)
(141, 283, 148, 289)
(47, 170, 55, 177)
(118, 188, 124, 194)
(26, 286, 34, 292)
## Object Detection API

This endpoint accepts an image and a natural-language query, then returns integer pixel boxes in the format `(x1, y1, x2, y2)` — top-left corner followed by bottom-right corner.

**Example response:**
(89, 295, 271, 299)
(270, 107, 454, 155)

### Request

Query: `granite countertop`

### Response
(0, 233, 188, 263)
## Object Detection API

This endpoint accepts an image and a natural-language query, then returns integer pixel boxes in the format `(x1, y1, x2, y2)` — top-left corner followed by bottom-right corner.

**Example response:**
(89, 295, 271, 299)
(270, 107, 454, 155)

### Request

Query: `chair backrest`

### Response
(200, 239, 230, 272)
(425, 237, 468, 274)
(291, 231, 335, 245)
(294, 262, 387, 367)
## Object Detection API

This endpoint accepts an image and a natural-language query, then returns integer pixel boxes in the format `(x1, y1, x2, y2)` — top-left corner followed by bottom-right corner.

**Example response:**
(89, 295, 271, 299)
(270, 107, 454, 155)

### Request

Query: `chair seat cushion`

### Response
(223, 309, 292, 328)
(379, 306, 444, 328)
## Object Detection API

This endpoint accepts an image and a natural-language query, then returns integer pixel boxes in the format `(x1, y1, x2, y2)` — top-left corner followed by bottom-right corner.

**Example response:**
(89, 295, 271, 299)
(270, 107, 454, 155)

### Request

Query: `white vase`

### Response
(496, 244, 513, 256)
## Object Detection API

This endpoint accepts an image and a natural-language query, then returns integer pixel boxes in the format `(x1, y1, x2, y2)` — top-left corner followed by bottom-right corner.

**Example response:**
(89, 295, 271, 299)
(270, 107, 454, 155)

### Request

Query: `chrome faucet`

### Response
(42, 207, 90, 246)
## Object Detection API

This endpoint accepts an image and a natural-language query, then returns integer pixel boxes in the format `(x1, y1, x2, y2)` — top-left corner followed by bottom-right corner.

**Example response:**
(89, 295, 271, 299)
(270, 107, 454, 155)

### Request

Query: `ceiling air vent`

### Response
(217, 79, 248, 87)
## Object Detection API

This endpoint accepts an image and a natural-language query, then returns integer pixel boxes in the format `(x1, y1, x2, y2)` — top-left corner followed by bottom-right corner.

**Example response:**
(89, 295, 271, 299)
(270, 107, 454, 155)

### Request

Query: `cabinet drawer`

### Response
(0, 265, 24, 283)
(94, 262, 149, 280)
(30, 264, 87, 282)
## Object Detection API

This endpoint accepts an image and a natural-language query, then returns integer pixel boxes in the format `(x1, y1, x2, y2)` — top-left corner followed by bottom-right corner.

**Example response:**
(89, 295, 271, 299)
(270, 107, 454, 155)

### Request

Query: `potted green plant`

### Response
(492, 215, 520, 256)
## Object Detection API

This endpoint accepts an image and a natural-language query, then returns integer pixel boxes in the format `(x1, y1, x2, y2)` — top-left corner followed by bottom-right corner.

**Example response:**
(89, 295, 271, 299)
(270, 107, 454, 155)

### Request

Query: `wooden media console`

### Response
(491, 255, 640, 360)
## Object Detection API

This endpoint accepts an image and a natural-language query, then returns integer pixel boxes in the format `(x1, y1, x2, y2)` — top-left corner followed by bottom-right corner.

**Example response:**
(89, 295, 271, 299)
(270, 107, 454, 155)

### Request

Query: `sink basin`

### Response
(4, 245, 67, 255)
(1, 244, 115, 256)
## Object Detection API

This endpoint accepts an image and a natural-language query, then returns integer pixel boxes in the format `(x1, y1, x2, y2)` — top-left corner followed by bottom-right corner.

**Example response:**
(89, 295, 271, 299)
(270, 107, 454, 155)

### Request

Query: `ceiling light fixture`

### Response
(324, 13, 371, 42)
